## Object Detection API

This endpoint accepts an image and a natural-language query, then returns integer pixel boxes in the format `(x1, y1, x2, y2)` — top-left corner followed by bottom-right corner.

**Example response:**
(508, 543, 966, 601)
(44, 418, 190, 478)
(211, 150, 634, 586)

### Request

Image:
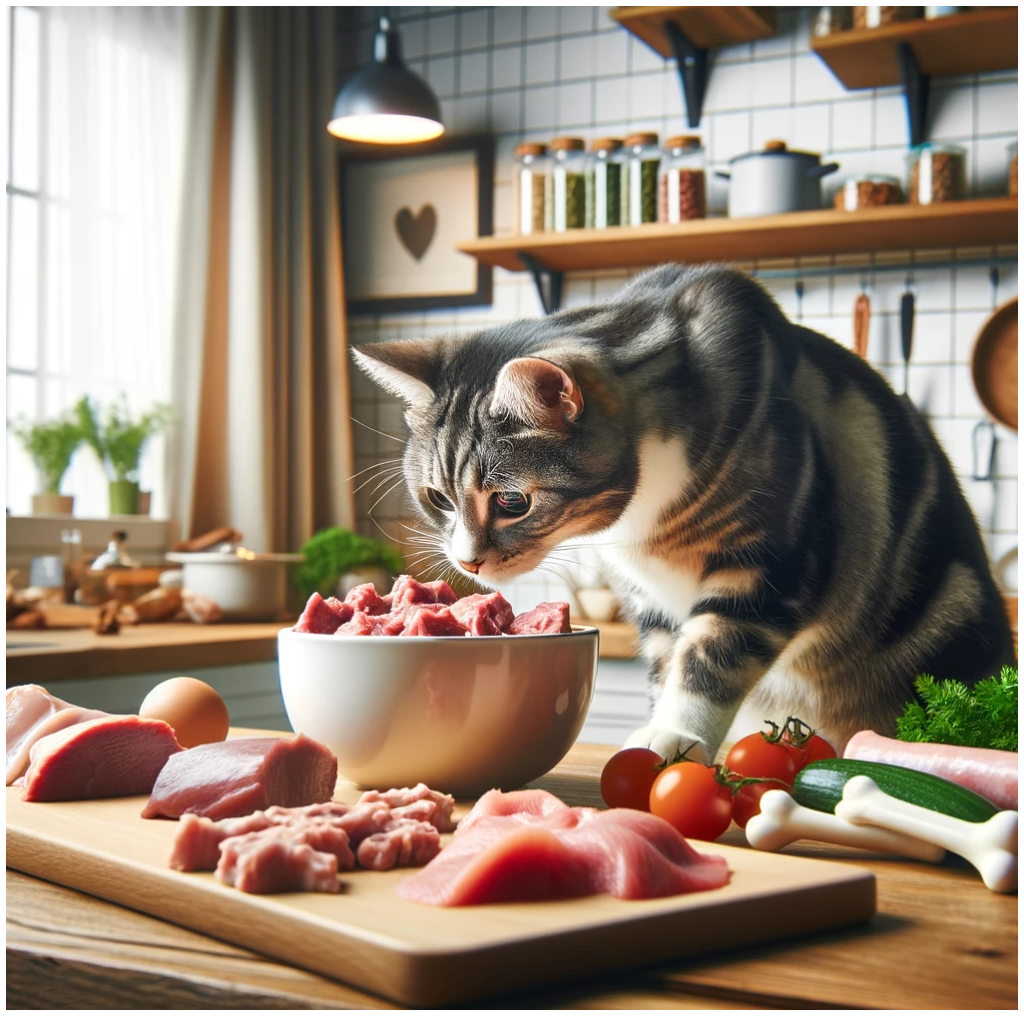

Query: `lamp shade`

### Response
(328, 18, 444, 144)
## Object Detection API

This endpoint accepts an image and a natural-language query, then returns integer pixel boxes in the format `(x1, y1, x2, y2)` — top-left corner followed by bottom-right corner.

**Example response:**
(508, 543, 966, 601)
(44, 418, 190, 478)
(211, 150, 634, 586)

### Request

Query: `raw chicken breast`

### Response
(457, 788, 569, 834)
(19, 715, 184, 801)
(142, 734, 337, 820)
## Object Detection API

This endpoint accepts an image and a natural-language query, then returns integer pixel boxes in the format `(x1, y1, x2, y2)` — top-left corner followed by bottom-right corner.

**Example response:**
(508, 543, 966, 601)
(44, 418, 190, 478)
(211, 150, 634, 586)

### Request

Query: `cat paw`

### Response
(624, 726, 711, 766)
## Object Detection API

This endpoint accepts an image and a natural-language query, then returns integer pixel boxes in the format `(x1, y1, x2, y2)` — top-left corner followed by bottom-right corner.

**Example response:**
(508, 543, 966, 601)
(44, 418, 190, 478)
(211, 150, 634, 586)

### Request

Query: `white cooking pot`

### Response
(165, 549, 304, 621)
(717, 141, 839, 218)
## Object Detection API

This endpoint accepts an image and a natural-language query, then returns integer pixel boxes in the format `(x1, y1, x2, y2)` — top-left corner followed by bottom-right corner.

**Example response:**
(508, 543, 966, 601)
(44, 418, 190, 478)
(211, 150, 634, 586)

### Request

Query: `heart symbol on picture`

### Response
(394, 204, 437, 261)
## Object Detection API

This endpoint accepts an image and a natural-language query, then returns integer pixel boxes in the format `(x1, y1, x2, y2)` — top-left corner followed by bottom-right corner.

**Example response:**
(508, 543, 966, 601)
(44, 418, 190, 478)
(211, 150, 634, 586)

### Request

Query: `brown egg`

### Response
(139, 676, 229, 749)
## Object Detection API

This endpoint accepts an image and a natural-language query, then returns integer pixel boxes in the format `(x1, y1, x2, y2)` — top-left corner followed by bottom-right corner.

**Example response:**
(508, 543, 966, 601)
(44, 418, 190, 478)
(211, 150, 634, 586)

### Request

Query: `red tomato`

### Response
(600, 748, 663, 811)
(724, 732, 798, 785)
(649, 762, 733, 841)
(730, 780, 787, 828)
(782, 719, 837, 771)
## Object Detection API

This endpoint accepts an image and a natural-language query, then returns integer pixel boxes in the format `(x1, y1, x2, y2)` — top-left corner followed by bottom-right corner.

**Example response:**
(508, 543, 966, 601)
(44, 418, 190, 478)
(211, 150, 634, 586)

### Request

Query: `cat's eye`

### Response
(425, 488, 455, 512)
(493, 491, 532, 517)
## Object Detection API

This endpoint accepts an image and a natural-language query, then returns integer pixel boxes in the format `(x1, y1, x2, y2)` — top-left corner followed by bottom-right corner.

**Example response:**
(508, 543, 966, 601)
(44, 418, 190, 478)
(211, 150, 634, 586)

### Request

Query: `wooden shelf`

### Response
(458, 199, 1018, 274)
(813, 8, 1018, 89)
(611, 6, 776, 57)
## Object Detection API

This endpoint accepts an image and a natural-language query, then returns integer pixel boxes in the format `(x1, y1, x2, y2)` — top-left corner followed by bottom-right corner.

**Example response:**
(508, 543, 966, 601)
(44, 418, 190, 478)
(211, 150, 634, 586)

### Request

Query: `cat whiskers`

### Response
(351, 416, 407, 445)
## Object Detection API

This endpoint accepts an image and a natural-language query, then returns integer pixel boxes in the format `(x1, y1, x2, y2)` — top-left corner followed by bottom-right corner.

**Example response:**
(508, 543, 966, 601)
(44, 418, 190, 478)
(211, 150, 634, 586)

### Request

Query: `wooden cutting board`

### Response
(6, 788, 876, 1006)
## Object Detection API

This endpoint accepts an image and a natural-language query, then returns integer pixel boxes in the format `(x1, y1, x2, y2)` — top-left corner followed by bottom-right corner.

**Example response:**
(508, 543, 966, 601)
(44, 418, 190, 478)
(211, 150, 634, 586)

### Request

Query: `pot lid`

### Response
(165, 550, 305, 564)
(729, 140, 824, 163)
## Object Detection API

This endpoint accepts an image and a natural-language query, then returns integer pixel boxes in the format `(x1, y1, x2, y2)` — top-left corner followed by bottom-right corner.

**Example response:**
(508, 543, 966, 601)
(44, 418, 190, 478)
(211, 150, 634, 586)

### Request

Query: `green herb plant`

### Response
(13, 413, 83, 493)
(896, 664, 1018, 752)
(295, 527, 403, 599)
(76, 394, 172, 482)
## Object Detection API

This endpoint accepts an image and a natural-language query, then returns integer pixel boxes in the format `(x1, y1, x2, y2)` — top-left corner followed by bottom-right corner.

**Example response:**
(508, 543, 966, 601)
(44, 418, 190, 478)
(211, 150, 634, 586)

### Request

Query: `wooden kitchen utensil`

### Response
(971, 296, 1017, 431)
(853, 291, 871, 359)
(6, 786, 876, 1007)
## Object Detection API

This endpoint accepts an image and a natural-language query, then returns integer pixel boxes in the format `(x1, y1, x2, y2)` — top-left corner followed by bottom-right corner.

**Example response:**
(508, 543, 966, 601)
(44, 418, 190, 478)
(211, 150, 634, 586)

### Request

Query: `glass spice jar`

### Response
(586, 137, 624, 228)
(1008, 141, 1017, 199)
(907, 142, 966, 204)
(548, 136, 588, 231)
(624, 132, 661, 226)
(853, 6, 923, 29)
(514, 142, 549, 235)
(659, 135, 706, 222)
(834, 174, 904, 210)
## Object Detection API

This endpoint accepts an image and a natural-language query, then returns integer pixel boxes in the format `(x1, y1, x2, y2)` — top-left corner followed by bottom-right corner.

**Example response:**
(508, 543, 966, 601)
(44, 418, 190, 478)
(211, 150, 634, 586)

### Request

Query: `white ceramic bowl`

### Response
(277, 626, 599, 796)
(166, 551, 303, 621)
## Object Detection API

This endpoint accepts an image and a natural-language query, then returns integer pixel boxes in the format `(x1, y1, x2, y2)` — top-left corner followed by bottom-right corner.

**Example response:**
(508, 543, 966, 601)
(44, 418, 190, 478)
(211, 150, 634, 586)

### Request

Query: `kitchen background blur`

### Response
(6, 6, 1018, 744)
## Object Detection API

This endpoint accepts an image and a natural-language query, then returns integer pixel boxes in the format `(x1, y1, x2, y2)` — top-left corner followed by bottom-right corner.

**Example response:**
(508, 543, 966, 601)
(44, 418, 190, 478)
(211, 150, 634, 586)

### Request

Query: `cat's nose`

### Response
(458, 558, 483, 574)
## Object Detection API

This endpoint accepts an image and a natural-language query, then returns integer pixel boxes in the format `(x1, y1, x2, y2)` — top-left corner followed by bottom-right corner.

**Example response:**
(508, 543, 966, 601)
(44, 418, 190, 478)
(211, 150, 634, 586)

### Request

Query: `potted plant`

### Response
(76, 395, 172, 516)
(13, 412, 83, 515)
(295, 527, 404, 599)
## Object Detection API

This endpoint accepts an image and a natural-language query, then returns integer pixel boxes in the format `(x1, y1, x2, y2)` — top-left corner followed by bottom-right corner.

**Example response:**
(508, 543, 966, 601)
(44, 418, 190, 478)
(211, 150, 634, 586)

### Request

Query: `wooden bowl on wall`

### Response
(971, 297, 1017, 431)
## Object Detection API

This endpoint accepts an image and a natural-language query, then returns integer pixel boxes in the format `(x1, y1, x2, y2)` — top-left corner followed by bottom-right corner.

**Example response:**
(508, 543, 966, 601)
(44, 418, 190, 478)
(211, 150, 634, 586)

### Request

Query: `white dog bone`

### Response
(835, 775, 1018, 894)
(744, 789, 946, 862)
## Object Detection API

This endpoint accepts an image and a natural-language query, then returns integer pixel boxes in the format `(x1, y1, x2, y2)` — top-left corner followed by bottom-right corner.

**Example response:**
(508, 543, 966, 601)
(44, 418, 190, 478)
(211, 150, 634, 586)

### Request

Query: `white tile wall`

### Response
(338, 8, 1019, 744)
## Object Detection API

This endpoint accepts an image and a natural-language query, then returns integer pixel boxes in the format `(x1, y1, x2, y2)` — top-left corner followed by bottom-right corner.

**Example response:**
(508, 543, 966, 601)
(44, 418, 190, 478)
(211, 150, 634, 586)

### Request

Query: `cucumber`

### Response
(792, 758, 999, 823)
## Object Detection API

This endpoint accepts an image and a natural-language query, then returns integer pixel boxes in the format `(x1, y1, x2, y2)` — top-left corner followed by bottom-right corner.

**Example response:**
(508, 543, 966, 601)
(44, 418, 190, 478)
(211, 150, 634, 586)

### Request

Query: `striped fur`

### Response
(353, 265, 1015, 760)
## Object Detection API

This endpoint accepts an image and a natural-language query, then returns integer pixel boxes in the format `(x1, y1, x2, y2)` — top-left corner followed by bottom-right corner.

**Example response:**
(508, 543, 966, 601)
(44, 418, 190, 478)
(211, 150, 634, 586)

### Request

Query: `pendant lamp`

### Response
(328, 17, 444, 144)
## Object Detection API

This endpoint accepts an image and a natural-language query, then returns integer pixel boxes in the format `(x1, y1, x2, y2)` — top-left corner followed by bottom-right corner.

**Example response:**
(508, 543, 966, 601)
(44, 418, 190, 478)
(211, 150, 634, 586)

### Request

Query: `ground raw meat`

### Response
(294, 575, 574, 639)
(6, 685, 108, 786)
(397, 792, 730, 906)
(401, 605, 469, 637)
(507, 602, 572, 635)
(357, 819, 441, 871)
(216, 832, 340, 894)
(294, 592, 353, 634)
(18, 715, 184, 802)
(170, 811, 277, 871)
(449, 592, 515, 636)
(457, 788, 569, 834)
(142, 734, 337, 820)
(358, 782, 457, 832)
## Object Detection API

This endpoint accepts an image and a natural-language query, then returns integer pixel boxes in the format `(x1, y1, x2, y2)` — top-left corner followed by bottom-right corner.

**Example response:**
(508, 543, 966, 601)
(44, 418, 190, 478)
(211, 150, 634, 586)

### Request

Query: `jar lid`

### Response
(548, 136, 586, 152)
(908, 141, 966, 155)
(624, 132, 659, 148)
(514, 142, 547, 158)
(590, 136, 623, 153)
(665, 134, 703, 151)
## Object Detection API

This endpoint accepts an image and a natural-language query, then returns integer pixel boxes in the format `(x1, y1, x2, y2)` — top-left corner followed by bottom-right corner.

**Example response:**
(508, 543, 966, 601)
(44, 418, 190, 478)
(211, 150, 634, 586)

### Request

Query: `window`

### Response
(6, 6, 185, 517)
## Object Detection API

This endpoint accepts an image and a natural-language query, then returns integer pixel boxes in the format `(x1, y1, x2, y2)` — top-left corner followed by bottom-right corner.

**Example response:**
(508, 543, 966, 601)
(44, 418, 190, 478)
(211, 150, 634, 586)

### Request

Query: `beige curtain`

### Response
(169, 7, 355, 552)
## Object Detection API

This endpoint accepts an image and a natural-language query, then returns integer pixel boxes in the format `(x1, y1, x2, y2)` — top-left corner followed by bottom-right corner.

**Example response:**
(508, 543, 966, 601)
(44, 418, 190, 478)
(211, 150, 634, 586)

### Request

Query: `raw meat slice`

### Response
(294, 592, 352, 634)
(400, 605, 468, 637)
(216, 833, 339, 894)
(398, 805, 730, 906)
(390, 575, 457, 608)
(358, 782, 457, 832)
(507, 602, 572, 635)
(844, 730, 1018, 811)
(335, 610, 407, 636)
(343, 583, 392, 616)
(457, 788, 569, 834)
(142, 734, 337, 820)
(449, 592, 515, 636)
(357, 819, 441, 871)
(19, 716, 184, 802)
(7, 685, 109, 785)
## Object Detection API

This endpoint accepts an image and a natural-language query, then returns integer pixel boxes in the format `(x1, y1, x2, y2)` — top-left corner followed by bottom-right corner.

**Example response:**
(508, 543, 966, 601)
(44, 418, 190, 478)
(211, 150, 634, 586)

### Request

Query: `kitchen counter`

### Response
(6, 742, 1016, 1009)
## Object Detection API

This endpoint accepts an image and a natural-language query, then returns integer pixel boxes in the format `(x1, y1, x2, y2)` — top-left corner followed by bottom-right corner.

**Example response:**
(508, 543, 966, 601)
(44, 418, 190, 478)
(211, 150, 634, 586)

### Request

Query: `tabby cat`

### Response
(353, 265, 1015, 762)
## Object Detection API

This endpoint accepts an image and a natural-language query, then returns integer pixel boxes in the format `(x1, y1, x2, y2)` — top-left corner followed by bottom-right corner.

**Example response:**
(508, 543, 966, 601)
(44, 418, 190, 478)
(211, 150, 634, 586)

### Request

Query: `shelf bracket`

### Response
(664, 21, 709, 130)
(519, 252, 563, 315)
(897, 42, 930, 148)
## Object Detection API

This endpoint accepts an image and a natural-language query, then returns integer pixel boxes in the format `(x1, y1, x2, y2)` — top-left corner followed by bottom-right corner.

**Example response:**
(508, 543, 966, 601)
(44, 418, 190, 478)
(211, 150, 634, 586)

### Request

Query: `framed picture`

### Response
(339, 135, 493, 314)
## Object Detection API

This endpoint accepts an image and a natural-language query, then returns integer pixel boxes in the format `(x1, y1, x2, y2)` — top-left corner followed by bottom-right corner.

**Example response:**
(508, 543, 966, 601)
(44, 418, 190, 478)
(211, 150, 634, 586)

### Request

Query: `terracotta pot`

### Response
(31, 493, 74, 515)
(109, 480, 139, 515)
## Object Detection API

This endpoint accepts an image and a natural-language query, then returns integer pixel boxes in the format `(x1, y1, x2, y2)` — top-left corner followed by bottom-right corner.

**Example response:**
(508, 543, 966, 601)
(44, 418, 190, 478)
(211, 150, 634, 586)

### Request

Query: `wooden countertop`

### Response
(5, 623, 287, 684)
(6, 742, 1017, 1009)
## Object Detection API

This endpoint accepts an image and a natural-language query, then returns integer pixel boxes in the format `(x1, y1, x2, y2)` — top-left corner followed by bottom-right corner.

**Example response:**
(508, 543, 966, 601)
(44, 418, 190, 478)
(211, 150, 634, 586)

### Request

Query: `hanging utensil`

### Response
(900, 278, 915, 401)
(795, 278, 804, 324)
(853, 288, 871, 359)
(972, 419, 997, 481)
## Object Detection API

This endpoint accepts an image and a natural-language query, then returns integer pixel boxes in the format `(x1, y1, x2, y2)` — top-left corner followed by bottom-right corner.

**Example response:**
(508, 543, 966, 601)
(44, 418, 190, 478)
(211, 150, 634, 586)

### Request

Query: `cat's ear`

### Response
(351, 340, 442, 407)
(490, 357, 584, 430)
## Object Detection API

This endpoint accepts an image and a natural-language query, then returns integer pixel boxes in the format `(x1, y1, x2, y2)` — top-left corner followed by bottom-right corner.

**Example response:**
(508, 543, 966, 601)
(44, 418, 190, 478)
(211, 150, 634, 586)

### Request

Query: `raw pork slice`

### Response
(844, 730, 1018, 811)
(398, 804, 730, 907)
(7, 684, 109, 785)
(142, 734, 337, 820)
(506, 602, 572, 635)
(358, 782, 457, 832)
(400, 605, 468, 637)
(294, 592, 352, 634)
(19, 716, 184, 802)
(449, 592, 516, 636)
(457, 788, 569, 834)
(216, 833, 340, 894)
